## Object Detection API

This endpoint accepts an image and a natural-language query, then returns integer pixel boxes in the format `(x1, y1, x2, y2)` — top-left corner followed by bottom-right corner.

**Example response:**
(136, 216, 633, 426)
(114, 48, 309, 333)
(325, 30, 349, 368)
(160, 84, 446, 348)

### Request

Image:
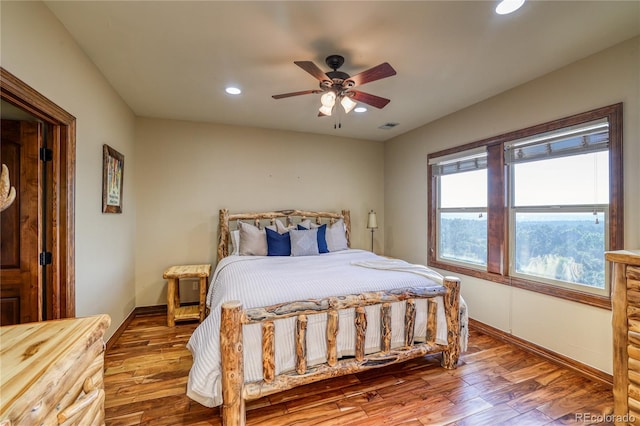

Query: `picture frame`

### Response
(102, 144, 124, 213)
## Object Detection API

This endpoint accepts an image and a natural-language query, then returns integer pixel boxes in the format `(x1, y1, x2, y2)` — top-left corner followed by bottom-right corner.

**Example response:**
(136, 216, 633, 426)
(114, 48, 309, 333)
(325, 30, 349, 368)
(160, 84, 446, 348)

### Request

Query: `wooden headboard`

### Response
(217, 209, 351, 260)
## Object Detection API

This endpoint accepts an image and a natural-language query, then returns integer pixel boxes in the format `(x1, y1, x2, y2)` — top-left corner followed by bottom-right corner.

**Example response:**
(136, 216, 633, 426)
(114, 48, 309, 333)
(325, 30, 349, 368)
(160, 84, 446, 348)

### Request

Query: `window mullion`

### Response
(487, 144, 506, 275)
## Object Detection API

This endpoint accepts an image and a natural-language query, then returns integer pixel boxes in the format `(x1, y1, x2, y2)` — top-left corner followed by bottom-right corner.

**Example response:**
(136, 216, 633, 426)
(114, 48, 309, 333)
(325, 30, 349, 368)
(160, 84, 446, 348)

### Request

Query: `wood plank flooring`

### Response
(104, 313, 614, 425)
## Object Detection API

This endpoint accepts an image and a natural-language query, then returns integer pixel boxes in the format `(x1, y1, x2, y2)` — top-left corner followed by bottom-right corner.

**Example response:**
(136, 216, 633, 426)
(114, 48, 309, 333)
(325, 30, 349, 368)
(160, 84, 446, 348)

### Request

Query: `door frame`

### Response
(1, 67, 76, 319)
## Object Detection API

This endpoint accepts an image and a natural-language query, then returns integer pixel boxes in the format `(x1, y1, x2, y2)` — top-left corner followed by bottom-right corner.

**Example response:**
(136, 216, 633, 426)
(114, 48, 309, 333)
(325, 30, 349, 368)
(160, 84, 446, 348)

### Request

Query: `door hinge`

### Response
(40, 147, 53, 162)
(39, 252, 52, 266)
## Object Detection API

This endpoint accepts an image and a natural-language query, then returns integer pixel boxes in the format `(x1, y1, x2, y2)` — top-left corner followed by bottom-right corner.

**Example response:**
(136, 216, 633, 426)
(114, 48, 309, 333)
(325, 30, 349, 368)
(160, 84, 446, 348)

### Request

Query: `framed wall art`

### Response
(102, 144, 124, 213)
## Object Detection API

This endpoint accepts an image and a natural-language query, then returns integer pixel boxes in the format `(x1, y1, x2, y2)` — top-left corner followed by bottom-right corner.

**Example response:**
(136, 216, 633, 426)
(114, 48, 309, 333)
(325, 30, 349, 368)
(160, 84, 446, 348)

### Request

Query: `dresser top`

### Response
(605, 250, 640, 266)
(0, 314, 111, 418)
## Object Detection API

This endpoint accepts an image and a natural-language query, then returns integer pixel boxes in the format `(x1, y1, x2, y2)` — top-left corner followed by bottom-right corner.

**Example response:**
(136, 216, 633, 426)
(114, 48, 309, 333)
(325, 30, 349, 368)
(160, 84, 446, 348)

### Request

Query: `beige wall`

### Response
(1, 1, 137, 340)
(134, 118, 384, 306)
(384, 36, 640, 374)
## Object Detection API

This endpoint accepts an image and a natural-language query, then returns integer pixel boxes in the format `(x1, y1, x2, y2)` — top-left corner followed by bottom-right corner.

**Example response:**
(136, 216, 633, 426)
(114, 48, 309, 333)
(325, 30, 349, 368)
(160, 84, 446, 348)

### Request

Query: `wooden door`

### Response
(1, 119, 42, 325)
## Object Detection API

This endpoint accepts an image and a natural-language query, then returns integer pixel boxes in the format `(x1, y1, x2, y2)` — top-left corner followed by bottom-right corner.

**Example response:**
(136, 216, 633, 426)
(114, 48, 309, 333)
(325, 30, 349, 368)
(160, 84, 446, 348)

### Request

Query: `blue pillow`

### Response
(265, 228, 291, 256)
(297, 223, 329, 253)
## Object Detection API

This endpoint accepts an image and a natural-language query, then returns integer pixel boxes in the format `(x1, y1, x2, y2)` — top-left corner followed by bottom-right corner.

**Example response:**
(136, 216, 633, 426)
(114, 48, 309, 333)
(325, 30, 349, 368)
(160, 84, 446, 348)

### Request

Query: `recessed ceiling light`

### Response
(495, 0, 525, 15)
(225, 87, 242, 95)
(354, 106, 367, 113)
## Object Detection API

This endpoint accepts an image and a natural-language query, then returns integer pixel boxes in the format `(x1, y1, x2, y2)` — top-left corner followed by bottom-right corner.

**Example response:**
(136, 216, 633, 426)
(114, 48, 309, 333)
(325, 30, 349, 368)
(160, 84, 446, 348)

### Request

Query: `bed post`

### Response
(441, 276, 461, 369)
(218, 209, 230, 261)
(221, 301, 245, 426)
(342, 210, 351, 247)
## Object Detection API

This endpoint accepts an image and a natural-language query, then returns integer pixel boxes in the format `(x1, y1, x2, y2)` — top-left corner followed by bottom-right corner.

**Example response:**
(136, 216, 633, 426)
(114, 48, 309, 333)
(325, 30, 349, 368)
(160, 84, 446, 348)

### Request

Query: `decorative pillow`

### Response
(275, 218, 295, 234)
(326, 218, 348, 252)
(297, 223, 328, 253)
(230, 229, 240, 255)
(238, 221, 267, 256)
(290, 228, 319, 256)
(298, 219, 312, 229)
(266, 227, 291, 256)
(314, 224, 329, 253)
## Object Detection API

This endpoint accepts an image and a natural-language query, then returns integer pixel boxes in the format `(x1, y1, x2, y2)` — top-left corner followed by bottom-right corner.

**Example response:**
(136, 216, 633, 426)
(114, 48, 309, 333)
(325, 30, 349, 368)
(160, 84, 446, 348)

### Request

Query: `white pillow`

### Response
(297, 219, 326, 230)
(298, 219, 312, 229)
(290, 228, 319, 256)
(238, 221, 267, 256)
(326, 218, 348, 252)
(275, 218, 295, 234)
(230, 229, 240, 255)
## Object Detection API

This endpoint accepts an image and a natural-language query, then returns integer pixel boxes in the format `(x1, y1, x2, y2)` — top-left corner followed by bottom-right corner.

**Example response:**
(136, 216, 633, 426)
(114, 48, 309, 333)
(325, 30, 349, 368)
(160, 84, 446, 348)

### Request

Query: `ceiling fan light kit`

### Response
(272, 54, 396, 120)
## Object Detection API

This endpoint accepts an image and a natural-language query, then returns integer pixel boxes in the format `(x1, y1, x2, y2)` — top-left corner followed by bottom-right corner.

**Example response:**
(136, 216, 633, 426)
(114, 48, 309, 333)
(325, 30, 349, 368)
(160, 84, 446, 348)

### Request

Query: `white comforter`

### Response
(186, 249, 467, 407)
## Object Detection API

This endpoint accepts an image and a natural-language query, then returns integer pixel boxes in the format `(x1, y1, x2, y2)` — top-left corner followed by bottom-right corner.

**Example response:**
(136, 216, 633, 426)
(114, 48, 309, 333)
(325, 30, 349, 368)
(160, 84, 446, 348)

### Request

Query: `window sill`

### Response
(428, 260, 611, 310)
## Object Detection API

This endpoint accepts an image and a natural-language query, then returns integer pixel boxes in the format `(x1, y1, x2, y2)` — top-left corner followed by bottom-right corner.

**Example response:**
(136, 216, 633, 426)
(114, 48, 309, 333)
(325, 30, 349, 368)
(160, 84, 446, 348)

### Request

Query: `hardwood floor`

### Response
(104, 313, 614, 425)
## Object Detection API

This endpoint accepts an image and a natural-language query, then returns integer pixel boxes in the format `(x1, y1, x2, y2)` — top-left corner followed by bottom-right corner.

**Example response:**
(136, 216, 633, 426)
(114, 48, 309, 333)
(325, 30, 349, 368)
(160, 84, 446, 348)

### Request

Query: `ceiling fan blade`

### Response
(346, 63, 396, 87)
(272, 89, 322, 99)
(294, 61, 330, 82)
(350, 90, 391, 109)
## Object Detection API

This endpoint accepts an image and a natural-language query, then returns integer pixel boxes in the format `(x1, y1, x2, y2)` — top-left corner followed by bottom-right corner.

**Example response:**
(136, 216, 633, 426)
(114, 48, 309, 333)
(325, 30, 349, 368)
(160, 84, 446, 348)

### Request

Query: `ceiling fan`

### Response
(272, 54, 397, 117)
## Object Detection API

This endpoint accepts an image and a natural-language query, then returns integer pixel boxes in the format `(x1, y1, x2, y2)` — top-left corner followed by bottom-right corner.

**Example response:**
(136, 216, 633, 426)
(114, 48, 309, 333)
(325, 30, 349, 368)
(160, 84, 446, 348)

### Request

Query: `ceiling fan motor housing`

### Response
(325, 70, 350, 81)
(322, 55, 351, 91)
(325, 54, 345, 70)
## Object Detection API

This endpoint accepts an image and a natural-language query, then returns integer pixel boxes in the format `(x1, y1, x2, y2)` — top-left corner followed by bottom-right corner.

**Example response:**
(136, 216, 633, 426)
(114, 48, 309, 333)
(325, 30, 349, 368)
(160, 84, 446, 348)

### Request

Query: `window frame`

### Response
(427, 103, 623, 309)
(433, 150, 489, 269)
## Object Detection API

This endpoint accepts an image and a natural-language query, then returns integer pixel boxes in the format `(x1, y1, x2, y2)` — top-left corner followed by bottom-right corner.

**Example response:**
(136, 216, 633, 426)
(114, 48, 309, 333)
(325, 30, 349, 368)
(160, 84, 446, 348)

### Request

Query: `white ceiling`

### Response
(45, 1, 640, 142)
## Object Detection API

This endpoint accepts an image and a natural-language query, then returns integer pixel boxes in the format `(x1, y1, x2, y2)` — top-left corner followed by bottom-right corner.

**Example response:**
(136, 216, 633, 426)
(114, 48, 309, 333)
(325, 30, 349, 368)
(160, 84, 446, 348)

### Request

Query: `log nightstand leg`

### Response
(174, 279, 181, 308)
(167, 278, 176, 327)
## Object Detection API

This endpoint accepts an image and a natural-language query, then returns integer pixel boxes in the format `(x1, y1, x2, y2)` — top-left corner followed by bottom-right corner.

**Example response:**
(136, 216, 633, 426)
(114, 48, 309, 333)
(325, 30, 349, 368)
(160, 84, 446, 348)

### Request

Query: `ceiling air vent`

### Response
(378, 122, 399, 130)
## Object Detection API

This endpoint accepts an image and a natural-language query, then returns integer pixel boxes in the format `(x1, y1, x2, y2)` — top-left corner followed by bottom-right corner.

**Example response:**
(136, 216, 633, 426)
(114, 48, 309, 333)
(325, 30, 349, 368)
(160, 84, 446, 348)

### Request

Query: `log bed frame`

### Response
(215, 209, 461, 426)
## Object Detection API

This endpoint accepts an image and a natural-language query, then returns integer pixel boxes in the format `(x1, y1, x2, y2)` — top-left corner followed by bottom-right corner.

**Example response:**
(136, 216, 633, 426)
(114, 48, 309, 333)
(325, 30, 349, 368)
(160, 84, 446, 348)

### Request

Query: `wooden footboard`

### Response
(219, 276, 461, 426)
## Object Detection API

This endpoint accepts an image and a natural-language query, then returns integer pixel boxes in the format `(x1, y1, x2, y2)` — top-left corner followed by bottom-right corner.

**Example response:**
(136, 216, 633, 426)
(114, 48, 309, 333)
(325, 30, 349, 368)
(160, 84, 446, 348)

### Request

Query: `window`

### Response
(507, 120, 610, 296)
(431, 148, 488, 268)
(428, 104, 623, 308)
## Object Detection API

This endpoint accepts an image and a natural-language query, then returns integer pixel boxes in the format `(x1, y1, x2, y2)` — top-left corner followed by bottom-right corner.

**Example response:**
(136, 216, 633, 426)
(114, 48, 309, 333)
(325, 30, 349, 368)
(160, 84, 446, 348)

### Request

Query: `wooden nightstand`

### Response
(163, 264, 212, 327)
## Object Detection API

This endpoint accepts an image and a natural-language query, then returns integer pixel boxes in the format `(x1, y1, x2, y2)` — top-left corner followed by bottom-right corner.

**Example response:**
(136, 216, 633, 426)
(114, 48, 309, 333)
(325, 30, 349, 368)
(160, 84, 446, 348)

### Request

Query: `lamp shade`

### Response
(318, 105, 333, 116)
(320, 91, 336, 107)
(319, 91, 336, 116)
(367, 210, 378, 229)
(340, 96, 357, 114)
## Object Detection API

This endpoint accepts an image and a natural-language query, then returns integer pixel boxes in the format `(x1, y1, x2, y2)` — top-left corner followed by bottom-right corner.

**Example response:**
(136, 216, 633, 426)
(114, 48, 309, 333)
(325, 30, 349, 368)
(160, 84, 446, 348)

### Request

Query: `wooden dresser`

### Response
(0, 314, 111, 426)
(608, 250, 640, 425)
